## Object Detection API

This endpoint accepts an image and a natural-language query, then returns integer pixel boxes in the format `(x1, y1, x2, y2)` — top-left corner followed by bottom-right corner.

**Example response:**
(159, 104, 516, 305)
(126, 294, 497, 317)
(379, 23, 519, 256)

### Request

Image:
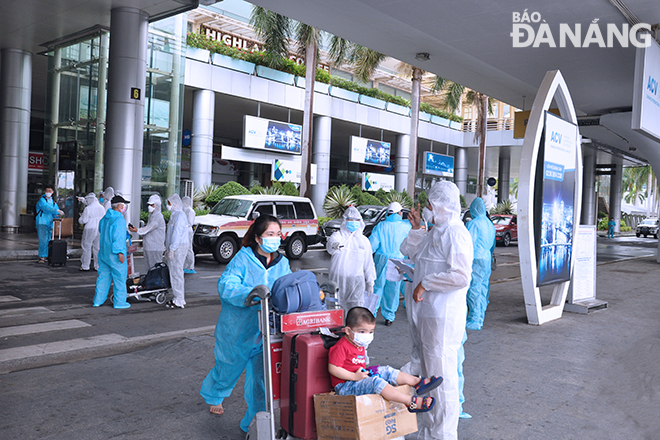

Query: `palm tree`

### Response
(622, 166, 657, 214)
(250, 7, 384, 198)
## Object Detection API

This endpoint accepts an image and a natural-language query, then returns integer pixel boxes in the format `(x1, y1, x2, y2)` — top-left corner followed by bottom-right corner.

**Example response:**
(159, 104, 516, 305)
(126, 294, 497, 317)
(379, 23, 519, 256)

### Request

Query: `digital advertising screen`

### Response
(243, 115, 302, 155)
(350, 136, 391, 167)
(537, 112, 579, 287)
(423, 152, 454, 177)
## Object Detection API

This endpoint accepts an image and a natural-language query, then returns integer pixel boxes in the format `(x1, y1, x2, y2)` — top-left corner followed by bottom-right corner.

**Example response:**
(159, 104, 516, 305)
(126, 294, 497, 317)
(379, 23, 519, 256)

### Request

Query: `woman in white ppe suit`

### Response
(78, 193, 106, 271)
(400, 181, 473, 440)
(102, 187, 114, 211)
(129, 194, 166, 270)
(182, 196, 196, 274)
(164, 194, 190, 309)
(326, 206, 376, 312)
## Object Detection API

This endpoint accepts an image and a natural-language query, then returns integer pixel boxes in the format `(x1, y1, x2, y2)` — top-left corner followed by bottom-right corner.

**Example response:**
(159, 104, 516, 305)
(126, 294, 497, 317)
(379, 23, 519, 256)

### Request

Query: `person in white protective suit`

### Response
(101, 187, 114, 211)
(400, 181, 473, 440)
(129, 194, 166, 271)
(326, 206, 377, 312)
(78, 193, 106, 271)
(164, 194, 190, 309)
(182, 196, 196, 274)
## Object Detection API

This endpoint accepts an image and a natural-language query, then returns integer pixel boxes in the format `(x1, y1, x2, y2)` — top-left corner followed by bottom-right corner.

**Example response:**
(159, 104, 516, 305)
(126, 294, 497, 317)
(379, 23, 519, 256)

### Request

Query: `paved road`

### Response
(2, 238, 659, 439)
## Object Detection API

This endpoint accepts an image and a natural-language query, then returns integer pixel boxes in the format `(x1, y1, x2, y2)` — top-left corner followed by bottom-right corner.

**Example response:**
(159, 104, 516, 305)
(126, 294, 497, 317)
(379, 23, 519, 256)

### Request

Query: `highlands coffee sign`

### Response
(200, 24, 329, 71)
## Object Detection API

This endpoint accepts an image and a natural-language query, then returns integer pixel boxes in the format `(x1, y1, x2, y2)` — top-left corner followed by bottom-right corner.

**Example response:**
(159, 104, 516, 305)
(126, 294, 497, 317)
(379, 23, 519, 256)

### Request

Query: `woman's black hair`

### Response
(242, 214, 281, 248)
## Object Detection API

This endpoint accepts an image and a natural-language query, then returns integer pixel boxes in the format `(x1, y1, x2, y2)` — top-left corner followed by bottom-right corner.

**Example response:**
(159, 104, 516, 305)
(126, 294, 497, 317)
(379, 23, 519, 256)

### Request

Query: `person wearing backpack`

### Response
(35, 185, 64, 263)
(200, 214, 291, 433)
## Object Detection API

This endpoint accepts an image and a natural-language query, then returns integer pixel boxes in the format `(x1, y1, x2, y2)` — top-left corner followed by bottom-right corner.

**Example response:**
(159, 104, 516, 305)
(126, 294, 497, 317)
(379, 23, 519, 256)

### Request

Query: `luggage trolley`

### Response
(111, 239, 171, 305)
(244, 280, 342, 440)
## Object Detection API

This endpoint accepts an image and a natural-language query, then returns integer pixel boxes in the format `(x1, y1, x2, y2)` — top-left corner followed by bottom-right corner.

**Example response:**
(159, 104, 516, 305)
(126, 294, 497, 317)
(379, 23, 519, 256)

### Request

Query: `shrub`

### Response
(374, 188, 389, 204)
(360, 192, 384, 206)
(205, 181, 250, 206)
(460, 194, 467, 209)
(323, 185, 357, 218)
(597, 217, 608, 230)
(281, 182, 299, 196)
(417, 191, 428, 209)
(491, 200, 514, 215)
(194, 184, 220, 209)
(318, 216, 332, 226)
(384, 190, 413, 209)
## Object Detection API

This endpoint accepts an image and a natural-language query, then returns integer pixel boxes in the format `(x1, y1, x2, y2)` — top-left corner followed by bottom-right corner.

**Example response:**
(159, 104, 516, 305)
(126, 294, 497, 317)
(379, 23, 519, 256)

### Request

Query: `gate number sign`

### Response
(131, 88, 141, 100)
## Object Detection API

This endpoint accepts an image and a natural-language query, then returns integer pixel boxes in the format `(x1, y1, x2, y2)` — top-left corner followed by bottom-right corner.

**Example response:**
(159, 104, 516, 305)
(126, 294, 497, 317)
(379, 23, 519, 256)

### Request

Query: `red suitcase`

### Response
(280, 332, 334, 440)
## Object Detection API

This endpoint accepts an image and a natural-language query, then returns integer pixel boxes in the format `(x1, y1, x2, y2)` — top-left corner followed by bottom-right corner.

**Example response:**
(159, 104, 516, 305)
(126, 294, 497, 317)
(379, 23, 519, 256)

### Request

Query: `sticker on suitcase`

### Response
(280, 309, 344, 333)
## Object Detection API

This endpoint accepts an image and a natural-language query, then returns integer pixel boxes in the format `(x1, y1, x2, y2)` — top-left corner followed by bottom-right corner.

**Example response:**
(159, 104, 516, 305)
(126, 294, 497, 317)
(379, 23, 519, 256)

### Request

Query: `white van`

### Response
(193, 195, 320, 263)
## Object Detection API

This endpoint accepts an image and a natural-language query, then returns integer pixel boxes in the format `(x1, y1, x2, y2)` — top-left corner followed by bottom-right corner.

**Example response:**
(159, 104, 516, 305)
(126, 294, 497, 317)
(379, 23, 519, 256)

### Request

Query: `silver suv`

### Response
(636, 218, 659, 238)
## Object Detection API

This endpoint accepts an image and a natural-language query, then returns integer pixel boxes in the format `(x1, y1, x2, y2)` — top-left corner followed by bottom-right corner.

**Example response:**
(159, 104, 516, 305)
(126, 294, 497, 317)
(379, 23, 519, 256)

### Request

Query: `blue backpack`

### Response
(270, 270, 326, 314)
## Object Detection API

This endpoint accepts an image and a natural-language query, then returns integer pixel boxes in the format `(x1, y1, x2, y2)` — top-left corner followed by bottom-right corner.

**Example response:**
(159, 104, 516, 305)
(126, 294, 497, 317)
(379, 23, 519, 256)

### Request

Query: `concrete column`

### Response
(395, 134, 410, 193)
(0, 49, 32, 232)
(166, 13, 184, 198)
(581, 147, 597, 225)
(454, 147, 468, 196)
(609, 156, 623, 232)
(94, 34, 109, 194)
(104, 7, 148, 226)
(498, 147, 511, 204)
(311, 115, 331, 216)
(190, 89, 214, 190)
(47, 48, 61, 186)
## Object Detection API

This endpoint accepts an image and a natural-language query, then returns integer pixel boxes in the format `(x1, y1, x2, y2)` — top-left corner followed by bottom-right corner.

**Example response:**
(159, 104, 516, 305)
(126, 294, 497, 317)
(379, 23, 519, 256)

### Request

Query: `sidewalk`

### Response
(0, 231, 82, 261)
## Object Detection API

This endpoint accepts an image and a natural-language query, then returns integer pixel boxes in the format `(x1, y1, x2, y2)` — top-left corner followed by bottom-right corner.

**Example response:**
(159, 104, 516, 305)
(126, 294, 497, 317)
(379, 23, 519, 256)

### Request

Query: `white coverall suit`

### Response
(137, 194, 166, 270)
(400, 181, 473, 440)
(326, 206, 376, 311)
(165, 194, 190, 308)
(78, 193, 106, 271)
(182, 196, 196, 272)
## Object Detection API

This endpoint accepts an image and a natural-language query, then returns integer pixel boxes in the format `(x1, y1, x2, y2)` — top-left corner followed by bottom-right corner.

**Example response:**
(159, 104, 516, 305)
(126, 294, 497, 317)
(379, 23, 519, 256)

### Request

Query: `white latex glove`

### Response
(366, 283, 374, 294)
(331, 242, 341, 250)
(168, 250, 174, 261)
(57, 210, 64, 216)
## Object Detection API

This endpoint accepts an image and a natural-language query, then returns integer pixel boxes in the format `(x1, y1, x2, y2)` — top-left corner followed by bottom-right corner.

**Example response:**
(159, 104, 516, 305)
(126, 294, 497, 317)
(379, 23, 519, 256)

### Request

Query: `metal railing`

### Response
(462, 118, 514, 132)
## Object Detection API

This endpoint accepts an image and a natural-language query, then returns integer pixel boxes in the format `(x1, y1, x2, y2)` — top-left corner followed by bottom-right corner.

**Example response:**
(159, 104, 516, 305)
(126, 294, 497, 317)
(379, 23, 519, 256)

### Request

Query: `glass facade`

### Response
(43, 15, 186, 229)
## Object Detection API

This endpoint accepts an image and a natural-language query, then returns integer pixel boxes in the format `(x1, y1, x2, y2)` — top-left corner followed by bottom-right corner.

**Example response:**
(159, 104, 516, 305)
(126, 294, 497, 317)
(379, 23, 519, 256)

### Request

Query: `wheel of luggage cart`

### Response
(276, 428, 287, 439)
(155, 291, 167, 304)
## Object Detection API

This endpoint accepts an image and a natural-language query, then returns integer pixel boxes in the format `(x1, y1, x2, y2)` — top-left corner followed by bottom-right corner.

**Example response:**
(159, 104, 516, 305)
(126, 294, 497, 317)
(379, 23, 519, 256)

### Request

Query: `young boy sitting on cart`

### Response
(328, 306, 442, 413)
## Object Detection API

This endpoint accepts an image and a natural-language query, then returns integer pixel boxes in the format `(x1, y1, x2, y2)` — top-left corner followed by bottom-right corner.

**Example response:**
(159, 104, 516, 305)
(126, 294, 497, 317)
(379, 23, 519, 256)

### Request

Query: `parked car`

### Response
(492, 214, 517, 246)
(193, 195, 320, 263)
(321, 205, 410, 243)
(636, 217, 659, 238)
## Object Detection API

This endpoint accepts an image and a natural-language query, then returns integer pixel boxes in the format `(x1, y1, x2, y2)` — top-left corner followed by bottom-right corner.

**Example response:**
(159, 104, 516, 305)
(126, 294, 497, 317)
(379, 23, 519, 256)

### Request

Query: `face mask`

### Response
(120, 205, 127, 214)
(259, 236, 281, 253)
(422, 207, 434, 224)
(346, 220, 360, 232)
(351, 329, 374, 348)
(45, 192, 53, 198)
(148, 205, 155, 213)
(167, 204, 172, 211)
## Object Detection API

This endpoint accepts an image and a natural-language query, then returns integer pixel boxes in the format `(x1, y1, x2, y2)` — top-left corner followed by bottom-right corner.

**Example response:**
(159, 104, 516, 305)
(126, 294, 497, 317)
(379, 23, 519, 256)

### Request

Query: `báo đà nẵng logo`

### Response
(510, 10, 652, 48)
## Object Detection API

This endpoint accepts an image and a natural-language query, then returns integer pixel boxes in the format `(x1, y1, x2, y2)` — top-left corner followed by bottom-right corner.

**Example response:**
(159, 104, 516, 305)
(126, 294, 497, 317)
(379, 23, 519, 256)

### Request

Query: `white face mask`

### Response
(148, 205, 155, 213)
(167, 204, 172, 211)
(45, 192, 53, 198)
(422, 207, 434, 224)
(351, 329, 374, 348)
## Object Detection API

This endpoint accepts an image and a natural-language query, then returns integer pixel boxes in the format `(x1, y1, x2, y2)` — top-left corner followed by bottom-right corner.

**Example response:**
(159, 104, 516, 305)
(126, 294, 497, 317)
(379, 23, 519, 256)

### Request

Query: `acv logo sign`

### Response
(648, 76, 659, 96)
(511, 10, 652, 48)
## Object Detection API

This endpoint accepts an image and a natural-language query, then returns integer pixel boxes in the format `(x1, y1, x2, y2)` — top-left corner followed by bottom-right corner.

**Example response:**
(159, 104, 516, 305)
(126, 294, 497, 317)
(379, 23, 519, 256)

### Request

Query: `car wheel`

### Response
(644, 234, 647, 238)
(636, 233, 641, 237)
(285, 234, 306, 260)
(212, 236, 237, 264)
(503, 233, 511, 247)
(655, 234, 659, 239)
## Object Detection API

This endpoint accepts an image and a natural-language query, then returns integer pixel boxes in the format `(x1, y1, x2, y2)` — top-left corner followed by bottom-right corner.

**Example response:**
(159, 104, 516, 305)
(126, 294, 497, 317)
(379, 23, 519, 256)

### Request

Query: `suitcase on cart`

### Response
(48, 219, 67, 266)
(280, 332, 335, 440)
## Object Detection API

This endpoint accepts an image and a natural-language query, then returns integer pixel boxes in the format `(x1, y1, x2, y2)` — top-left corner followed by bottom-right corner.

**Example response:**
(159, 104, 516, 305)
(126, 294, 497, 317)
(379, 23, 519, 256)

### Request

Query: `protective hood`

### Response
(167, 193, 183, 211)
(182, 196, 192, 209)
(103, 187, 115, 200)
(427, 180, 462, 225)
(340, 206, 365, 233)
(84, 193, 99, 206)
(147, 194, 162, 210)
(470, 197, 487, 219)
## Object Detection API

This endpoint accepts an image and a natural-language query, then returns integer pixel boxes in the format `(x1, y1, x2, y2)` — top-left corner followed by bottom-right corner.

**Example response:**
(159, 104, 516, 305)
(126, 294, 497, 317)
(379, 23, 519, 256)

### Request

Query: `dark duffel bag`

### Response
(143, 262, 171, 290)
(270, 270, 326, 314)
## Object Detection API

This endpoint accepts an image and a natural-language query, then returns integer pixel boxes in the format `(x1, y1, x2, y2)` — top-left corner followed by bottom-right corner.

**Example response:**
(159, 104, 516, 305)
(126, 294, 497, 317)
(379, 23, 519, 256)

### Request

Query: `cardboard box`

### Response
(53, 218, 73, 238)
(314, 385, 418, 440)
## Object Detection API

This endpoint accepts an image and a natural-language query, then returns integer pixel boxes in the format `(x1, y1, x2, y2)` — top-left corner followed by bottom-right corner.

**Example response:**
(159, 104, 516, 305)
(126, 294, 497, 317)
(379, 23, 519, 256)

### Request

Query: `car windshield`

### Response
(209, 198, 252, 217)
(358, 206, 383, 222)
(491, 216, 511, 225)
(640, 219, 657, 226)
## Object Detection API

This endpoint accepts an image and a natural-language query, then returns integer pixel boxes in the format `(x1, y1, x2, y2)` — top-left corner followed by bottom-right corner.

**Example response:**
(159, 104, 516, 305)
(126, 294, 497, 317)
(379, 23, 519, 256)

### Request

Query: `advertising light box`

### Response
(362, 172, 395, 192)
(271, 159, 317, 185)
(244, 115, 302, 155)
(632, 38, 660, 143)
(537, 112, 579, 287)
(423, 152, 454, 177)
(350, 136, 391, 167)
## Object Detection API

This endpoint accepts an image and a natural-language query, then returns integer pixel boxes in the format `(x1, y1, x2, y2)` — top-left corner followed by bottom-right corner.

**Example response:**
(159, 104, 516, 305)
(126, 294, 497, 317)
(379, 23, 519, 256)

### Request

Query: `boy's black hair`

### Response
(346, 307, 376, 327)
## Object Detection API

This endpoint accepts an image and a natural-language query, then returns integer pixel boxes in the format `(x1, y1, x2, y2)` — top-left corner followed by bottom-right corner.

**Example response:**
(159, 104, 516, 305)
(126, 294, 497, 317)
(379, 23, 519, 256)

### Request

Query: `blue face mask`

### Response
(259, 236, 281, 253)
(346, 220, 360, 232)
(99, 197, 104, 203)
